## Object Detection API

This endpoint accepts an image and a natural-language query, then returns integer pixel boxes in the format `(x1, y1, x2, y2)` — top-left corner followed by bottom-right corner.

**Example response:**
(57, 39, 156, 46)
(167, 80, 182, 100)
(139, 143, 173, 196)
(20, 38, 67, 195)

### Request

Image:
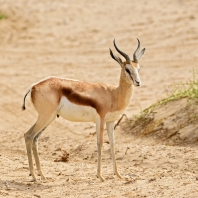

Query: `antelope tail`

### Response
(22, 89, 31, 111)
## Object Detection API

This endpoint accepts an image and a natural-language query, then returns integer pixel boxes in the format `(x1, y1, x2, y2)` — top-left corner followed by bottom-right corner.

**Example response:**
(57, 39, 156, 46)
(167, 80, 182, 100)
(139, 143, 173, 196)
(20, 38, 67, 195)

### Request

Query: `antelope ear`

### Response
(109, 48, 123, 67)
(137, 48, 146, 60)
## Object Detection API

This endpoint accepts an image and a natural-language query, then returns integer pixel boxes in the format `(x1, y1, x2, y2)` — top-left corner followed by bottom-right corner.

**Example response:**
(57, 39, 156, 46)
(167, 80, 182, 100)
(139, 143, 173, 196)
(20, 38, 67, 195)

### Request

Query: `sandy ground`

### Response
(0, 0, 198, 197)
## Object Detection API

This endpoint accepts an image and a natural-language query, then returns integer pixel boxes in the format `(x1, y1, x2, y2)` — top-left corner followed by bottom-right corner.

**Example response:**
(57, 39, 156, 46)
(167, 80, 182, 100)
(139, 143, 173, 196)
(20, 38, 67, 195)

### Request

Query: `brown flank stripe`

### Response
(61, 87, 102, 114)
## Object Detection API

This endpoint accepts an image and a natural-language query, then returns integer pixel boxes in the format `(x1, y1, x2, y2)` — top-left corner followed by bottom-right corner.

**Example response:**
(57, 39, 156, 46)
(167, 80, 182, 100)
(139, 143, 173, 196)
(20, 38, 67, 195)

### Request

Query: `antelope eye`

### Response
(125, 69, 130, 74)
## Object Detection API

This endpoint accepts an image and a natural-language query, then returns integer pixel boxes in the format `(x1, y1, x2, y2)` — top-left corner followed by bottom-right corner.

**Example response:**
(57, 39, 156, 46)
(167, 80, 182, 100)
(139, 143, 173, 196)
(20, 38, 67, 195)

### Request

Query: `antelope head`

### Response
(109, 39, 145, 86)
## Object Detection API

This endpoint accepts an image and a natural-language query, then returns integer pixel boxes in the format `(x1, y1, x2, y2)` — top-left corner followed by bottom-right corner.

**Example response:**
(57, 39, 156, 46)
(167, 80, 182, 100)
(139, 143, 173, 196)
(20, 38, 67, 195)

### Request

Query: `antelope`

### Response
(22, 39, 145, 182)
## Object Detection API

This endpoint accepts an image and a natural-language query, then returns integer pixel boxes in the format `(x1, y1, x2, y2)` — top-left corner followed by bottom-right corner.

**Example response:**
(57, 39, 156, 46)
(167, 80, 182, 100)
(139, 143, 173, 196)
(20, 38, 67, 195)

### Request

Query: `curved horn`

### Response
(133, 38, 141, 63)
(113, 39, 131, 63)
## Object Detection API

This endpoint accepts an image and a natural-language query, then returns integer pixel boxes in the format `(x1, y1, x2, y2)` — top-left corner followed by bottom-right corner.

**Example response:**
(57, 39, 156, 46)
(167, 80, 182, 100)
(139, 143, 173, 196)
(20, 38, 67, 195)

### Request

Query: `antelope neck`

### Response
(114, 72, 133, 110)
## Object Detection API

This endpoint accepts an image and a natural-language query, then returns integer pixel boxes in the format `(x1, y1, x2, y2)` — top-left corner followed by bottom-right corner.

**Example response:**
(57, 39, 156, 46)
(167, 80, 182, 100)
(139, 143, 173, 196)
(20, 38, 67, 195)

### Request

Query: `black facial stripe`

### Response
(125, 68, 130, 74)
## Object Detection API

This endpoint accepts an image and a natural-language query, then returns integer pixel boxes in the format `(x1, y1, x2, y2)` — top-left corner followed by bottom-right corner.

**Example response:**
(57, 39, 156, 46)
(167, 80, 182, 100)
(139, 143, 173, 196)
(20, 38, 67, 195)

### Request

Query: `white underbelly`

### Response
(58, 97, 98, 122)
(58, 97, 124, 123)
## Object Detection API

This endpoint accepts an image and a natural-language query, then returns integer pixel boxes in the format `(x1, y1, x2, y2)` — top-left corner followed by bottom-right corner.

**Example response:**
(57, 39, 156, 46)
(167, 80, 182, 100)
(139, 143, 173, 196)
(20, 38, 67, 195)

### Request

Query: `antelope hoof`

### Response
(29, 174, 37, 182)
(40, 174, 46, 180)
(116, 172, 123, 179)
(97, 174, 105, 182)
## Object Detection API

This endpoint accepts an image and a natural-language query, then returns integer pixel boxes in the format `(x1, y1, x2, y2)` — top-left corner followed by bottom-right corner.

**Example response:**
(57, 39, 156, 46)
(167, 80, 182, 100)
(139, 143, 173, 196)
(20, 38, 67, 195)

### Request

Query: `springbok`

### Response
(22, 39, 145, 182)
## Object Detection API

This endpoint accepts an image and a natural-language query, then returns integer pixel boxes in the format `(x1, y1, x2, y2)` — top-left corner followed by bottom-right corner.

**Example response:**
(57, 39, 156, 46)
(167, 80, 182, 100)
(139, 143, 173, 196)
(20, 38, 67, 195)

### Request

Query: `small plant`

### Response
(166, 68, 198, 100)
(141, 69, 198, 115)
(0, 11, 7, 20)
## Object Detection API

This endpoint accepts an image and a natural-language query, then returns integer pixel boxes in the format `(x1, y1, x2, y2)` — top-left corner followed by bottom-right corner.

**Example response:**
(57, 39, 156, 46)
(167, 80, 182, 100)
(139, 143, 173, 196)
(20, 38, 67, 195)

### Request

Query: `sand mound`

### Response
(124, 98, 198, 147)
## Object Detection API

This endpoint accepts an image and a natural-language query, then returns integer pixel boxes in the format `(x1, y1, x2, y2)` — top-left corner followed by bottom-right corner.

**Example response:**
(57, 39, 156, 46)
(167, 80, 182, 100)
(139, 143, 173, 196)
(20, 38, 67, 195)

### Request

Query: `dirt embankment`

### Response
(124, 98, 198, 147)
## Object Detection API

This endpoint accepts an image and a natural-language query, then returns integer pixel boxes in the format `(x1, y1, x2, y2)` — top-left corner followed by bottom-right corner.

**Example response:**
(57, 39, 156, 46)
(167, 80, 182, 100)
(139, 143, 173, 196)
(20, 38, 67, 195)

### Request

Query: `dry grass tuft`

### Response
(54, 148, 70, 162)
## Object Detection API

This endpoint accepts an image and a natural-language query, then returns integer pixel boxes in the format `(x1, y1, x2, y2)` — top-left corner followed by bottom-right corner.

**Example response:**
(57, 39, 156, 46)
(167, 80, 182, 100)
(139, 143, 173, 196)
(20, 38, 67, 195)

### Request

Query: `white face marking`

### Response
(125, 64, 141, 86)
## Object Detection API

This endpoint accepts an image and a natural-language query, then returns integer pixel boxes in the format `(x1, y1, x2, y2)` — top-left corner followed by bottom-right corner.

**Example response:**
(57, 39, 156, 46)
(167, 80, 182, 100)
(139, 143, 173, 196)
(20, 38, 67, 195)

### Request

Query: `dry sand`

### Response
(0, 0, 198, 197)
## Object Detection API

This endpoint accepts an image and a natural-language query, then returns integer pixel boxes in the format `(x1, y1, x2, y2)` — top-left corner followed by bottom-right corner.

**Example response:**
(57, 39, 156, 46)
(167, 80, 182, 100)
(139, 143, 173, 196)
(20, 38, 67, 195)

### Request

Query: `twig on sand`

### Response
(114, 114, 128, 130)
(125, 147, 130, 155)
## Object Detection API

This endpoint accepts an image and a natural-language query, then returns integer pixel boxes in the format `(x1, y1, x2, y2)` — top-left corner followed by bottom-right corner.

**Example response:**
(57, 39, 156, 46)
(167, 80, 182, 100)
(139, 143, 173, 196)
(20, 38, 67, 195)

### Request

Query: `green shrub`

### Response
(0, 11, 7, 20)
